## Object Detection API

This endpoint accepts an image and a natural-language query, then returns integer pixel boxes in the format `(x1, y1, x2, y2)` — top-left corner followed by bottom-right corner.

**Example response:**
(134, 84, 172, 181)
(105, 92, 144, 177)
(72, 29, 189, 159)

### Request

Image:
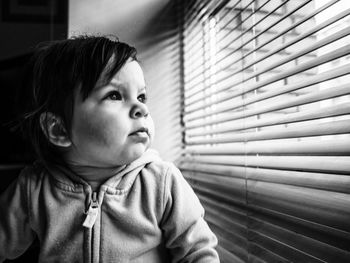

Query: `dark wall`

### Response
(0, 0, 68, 166)
(0, 54, 33, 166)
(0, 1, 68, 262)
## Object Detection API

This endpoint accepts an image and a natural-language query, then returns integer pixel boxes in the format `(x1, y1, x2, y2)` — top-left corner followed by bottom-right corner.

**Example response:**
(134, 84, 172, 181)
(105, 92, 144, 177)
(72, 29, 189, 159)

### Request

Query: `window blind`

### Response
(179, 0, 350, 262)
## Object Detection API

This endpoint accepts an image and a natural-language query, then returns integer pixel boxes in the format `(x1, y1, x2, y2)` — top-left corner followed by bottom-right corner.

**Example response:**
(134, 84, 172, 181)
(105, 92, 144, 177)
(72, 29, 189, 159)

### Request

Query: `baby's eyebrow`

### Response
(96, 78, 147, 93)
(93, 79, 116, 91)
(94, 80, 123, 92)
(109, 80, 147, 93)
(109, 81, 123, 90)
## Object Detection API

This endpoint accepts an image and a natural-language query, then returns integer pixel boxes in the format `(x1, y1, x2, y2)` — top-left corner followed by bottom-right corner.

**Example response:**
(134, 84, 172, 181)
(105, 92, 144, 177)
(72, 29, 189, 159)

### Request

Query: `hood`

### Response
(45, 149, 161, 194)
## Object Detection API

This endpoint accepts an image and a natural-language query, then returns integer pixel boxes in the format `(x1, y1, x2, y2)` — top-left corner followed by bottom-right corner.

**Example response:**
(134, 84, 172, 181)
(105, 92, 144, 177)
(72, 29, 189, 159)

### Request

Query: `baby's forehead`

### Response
(76, 59, 145, 100)
(101, 61, 146, 89)
(74, 78, 146, 103)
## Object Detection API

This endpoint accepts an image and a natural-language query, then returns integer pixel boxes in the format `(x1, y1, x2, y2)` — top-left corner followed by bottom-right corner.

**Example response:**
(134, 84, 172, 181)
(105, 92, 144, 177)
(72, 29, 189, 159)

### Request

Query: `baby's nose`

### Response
(130, 103, 149, 119)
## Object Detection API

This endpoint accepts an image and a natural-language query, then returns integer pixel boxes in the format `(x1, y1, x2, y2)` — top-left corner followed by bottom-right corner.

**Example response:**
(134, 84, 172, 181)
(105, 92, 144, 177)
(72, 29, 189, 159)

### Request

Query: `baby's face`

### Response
(65, 60, 154, 167)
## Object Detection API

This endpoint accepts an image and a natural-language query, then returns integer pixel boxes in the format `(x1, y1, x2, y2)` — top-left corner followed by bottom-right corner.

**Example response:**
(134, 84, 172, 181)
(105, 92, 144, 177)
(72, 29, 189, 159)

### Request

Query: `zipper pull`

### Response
(83, 192, 99, 228)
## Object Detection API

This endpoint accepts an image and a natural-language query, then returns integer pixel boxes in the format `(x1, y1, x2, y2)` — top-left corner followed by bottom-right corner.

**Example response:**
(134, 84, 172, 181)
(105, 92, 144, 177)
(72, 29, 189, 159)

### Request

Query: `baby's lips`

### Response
(130, 127, 149, 136)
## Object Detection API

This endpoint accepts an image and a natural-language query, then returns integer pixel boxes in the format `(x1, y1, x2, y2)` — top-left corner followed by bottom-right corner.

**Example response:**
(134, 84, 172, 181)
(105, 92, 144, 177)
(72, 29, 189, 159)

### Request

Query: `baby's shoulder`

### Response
(144, 159, 180, 179)
(140, 159, 186, 193)
(17, 161, 48, 186)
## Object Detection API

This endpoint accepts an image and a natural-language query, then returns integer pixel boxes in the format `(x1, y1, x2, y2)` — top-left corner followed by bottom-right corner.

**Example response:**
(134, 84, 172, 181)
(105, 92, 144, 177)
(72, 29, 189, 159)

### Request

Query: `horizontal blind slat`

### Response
(185, 155, 350, 173)
(185, 137, 350, 155)
(181, 163, 350, 193)
(187, 102, 350, 136)
(187, 119, 350, 144)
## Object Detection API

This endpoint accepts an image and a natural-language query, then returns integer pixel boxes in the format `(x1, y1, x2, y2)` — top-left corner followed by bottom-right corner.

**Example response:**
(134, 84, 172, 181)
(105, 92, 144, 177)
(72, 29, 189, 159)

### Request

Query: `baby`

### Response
(0, 35, 219, 262)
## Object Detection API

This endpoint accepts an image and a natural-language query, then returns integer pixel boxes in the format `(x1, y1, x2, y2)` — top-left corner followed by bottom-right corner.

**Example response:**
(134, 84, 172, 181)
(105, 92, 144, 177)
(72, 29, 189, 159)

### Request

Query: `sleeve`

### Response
(0, 168, 36, 262)
(160, 163, 220, 263)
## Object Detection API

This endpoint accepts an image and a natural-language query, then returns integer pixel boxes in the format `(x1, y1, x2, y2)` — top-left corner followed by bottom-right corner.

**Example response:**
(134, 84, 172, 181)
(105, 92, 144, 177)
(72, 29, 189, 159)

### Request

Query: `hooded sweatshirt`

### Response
(0, 150, 219, 262)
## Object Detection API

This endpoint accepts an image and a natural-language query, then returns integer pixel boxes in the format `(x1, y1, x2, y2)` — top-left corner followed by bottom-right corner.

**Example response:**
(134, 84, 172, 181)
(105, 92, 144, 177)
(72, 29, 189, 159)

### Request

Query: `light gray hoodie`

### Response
(0, 150, 219, 262)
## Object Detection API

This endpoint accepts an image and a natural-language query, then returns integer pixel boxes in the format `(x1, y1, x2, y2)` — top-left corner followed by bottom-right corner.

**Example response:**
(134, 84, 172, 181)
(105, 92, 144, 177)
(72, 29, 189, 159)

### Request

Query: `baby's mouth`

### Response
(129, 127, 149, 137)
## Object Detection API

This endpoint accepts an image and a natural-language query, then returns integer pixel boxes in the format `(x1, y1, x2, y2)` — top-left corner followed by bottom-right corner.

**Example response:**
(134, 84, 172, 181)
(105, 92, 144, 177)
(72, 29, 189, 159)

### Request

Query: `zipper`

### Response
(83, 191, 99, 228)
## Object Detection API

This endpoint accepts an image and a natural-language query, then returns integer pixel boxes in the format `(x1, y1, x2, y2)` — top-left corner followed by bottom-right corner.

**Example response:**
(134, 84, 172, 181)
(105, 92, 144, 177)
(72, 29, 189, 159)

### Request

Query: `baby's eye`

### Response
(106, 91, 122, 100)
(138, 93, 147, 104)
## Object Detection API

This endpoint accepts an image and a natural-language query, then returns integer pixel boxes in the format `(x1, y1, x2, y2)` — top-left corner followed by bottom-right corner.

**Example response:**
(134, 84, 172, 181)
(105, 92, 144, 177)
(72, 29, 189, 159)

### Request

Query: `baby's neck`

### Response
(66, 163, 126, 191)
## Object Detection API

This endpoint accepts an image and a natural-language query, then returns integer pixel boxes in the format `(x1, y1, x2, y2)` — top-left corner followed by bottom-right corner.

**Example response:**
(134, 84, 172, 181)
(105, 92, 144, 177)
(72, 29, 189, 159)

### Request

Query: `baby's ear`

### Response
(39, 112, 72, 148)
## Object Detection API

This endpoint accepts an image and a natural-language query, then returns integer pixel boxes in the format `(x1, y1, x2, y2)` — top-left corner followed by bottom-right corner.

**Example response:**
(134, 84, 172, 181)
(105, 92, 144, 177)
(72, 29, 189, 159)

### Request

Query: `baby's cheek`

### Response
(76, 114, 113, 148)
(148, 117, 155, 144)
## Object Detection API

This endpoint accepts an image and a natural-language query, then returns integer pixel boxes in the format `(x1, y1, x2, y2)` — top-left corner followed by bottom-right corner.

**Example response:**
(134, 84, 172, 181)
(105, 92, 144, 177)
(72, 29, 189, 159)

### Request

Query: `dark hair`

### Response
(20, 35, 137, 165)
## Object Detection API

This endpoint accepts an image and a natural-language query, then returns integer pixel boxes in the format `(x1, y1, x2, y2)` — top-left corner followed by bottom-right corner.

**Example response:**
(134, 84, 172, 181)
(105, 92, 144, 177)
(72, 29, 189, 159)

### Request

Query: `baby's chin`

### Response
(107, 144, 150, 167)
(127, 144, 150, 161)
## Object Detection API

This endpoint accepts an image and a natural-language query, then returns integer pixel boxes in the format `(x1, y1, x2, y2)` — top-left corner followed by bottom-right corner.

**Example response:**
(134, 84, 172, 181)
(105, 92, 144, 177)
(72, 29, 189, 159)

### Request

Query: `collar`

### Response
(43, 149, 161, 194)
